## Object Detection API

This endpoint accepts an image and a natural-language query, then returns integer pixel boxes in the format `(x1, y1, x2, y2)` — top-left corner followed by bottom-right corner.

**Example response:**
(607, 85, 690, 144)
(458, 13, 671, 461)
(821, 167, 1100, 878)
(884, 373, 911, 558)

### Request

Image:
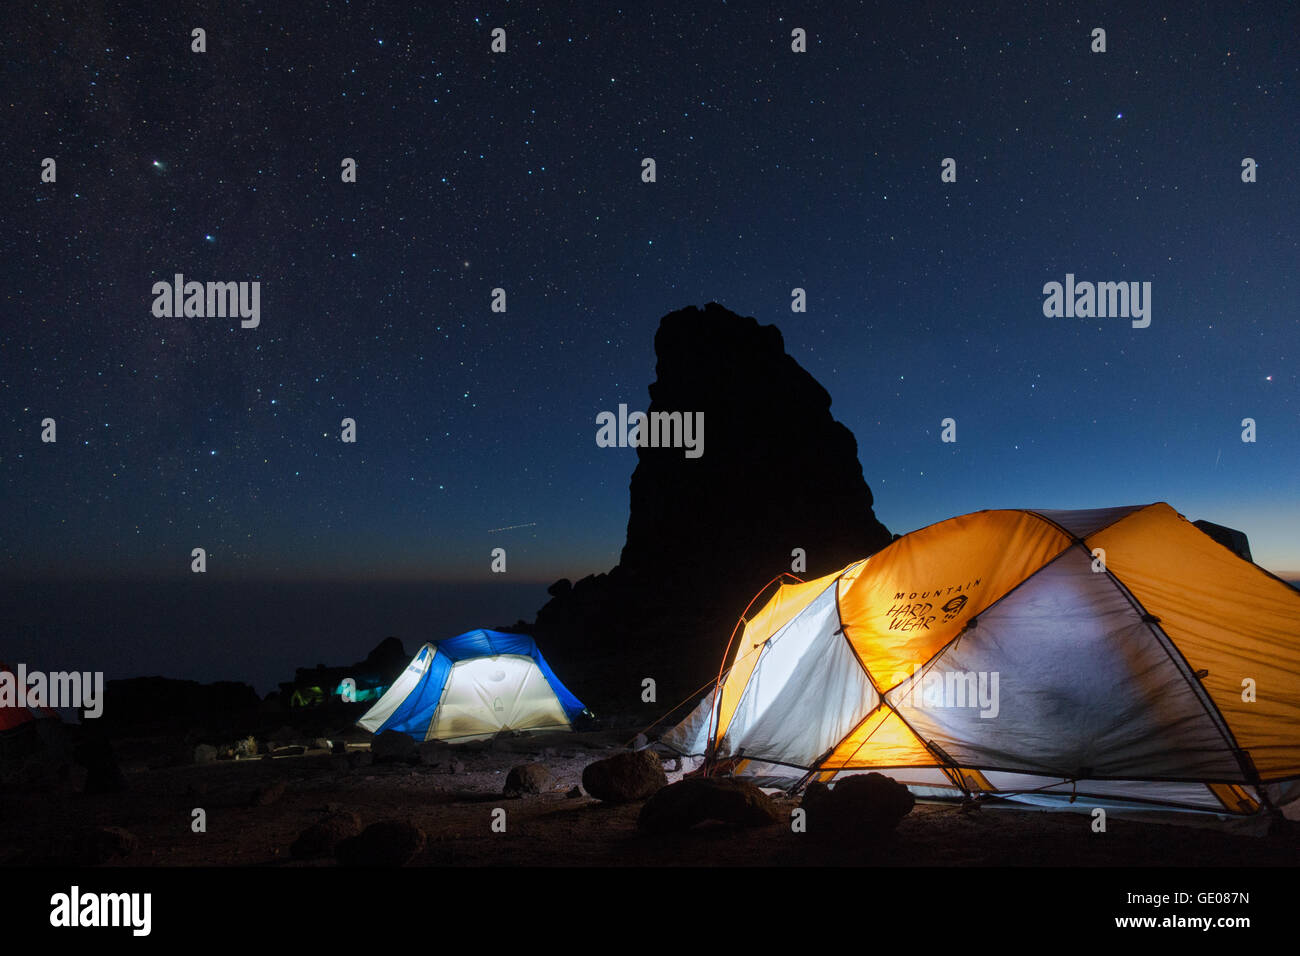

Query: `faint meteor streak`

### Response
(488, 521, 538, 533)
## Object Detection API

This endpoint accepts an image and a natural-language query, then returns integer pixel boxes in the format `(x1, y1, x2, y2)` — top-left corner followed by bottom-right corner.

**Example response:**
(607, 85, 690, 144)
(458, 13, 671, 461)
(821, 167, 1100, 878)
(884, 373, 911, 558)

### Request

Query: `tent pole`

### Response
(703, 571, 804, 776)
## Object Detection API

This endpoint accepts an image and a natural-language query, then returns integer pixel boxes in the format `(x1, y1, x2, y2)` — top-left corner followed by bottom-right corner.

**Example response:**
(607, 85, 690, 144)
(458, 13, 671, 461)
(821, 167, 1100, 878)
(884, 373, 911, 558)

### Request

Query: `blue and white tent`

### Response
(357, 629, 586, 742)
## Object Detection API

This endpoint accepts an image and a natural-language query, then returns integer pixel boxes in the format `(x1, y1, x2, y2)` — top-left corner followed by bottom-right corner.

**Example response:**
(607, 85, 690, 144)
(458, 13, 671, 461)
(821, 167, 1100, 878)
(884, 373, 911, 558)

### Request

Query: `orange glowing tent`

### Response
(664, 503, 1300, 822)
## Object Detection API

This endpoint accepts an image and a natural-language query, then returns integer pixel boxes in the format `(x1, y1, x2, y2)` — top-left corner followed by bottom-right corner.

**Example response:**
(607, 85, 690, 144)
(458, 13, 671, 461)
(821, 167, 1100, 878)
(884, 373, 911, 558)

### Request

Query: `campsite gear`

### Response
(663, 503, 1300, 820)
(0, 661, 67, 787)
(357, 629, 585, 742)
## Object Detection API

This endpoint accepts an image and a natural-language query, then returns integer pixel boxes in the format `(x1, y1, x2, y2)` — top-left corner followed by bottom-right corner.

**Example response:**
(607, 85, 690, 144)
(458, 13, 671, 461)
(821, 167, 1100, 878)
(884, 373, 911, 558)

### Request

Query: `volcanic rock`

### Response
(277, 636, 408, 715)
(370, 730, 416, 764)
(503, 763, 556, 797)
(800, 772, 914, 835)
(528, 303, 892, 710)
(99, 676, 260, 737)
(638, 777, 782, 833)
(582, 750, 667, 804)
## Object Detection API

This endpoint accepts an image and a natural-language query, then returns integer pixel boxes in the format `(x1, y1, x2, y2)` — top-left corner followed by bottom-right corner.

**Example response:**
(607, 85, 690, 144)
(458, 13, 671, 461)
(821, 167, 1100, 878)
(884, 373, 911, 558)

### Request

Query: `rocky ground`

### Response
(2, 727, 1296, 867)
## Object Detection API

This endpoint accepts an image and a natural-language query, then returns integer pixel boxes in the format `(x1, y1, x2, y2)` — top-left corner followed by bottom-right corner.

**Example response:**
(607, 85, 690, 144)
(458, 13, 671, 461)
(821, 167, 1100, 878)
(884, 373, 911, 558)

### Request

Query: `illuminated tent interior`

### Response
(663, 503, 1300, 823)
(358, 630, 586, 743)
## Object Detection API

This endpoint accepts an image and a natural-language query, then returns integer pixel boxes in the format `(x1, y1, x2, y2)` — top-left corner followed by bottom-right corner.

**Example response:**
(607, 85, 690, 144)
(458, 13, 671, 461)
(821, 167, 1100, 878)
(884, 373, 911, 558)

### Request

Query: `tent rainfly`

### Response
(0, 661, 65, 783)
(358, 629, 585, 742)
(663, 503, 1300, 822)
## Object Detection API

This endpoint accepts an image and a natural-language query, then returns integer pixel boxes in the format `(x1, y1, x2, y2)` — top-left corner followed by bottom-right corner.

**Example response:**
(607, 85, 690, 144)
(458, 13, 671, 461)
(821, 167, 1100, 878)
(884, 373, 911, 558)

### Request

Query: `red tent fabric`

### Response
(0, 662, 60, 732)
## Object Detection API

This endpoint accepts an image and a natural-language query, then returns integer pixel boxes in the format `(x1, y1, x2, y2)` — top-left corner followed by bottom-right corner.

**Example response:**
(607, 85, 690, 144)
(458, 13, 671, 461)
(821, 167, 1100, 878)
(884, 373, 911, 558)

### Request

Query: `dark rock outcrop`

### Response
(278, 636, 408, 713)
(638, 777, 782, 833)
(1192, 519, 1252, 562)
(98, 676, 260, 737)
(581, 750, 667, 804)
(528, 303, 892, 711)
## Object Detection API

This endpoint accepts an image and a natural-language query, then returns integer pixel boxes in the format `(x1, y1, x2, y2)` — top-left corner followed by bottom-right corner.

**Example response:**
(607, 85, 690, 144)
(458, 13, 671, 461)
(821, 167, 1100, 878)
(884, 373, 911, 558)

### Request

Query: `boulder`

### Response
(335, 820, 426, 867)
(638, 777, 782, 833)
(800, 772, 914, 834)
(371, 730, 416, 764)
(581, 750, 666, 804)
(290, 811, 362, 859)
(193, 743, 218, 765)
(503, 763, 556, 797)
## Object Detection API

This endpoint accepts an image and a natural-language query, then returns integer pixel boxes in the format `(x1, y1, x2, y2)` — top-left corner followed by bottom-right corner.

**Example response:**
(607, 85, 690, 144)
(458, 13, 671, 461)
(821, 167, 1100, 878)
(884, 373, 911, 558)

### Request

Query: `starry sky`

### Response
(4, 0, 1299, 594)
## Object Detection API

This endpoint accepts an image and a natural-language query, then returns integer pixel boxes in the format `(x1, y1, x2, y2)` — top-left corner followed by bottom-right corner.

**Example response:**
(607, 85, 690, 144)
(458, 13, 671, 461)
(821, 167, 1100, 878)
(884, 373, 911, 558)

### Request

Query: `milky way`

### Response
(4, 2, 1297, 582)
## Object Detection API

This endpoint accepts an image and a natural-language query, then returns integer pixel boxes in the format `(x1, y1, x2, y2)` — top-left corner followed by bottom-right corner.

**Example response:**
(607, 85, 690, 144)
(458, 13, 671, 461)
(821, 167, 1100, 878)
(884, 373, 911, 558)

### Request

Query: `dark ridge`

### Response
(525, 303, 892, 717)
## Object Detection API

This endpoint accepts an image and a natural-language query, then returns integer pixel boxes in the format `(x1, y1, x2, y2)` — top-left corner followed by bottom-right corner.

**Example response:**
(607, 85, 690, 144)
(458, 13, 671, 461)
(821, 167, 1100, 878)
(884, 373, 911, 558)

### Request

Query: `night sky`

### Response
(5, 0, 1298, 602)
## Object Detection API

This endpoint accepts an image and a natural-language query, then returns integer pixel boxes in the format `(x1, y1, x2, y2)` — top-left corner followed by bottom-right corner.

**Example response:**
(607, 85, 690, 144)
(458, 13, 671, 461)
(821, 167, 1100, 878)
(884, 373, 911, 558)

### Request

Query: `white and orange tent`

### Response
(664, 504, 1300, 821)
